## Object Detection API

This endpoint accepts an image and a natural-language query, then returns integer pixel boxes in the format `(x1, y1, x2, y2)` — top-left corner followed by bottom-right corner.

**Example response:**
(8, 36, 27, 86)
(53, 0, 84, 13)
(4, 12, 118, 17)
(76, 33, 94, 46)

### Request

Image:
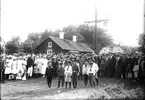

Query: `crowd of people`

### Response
(0, 52, 145, 89)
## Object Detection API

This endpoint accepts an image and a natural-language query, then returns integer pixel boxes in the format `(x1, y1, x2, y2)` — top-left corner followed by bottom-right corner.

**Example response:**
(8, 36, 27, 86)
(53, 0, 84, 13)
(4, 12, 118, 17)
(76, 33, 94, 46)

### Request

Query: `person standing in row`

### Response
(64, 61, 72, 89)
(82, 60, 89, 86)
(92, 59, 99, 86)
(27, 55, 34, 78)
(45, 60, 54, 88)
(72, 60, 79, 89)
(88, 60, 96, 87)
(41, 56, 48, 77)
(57, 62, 65, 88)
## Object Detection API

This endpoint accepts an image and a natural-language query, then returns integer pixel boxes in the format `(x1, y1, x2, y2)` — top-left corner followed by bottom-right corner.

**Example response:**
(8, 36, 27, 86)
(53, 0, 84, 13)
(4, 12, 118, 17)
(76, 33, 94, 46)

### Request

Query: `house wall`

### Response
(99, 46, 124, 54)
(34, 38, 63, 54)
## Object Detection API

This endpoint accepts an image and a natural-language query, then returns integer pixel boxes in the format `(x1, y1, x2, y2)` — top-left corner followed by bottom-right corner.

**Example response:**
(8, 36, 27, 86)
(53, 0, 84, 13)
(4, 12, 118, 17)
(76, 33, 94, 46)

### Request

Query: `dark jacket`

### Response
(26, 57, 34, 69)
(72, 64, 79, 72)
(45, 66, 54, 77)
(57, 67, 65, 76)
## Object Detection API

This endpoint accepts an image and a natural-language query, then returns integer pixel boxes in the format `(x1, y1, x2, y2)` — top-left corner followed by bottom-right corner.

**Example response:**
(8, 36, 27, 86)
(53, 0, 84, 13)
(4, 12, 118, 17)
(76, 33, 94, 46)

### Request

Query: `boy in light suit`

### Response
(64, 61, 72, 89)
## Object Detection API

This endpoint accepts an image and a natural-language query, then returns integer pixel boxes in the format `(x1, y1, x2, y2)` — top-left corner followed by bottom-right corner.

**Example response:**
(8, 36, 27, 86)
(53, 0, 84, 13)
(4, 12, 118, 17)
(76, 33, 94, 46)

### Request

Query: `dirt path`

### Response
(1, 77, 144, 99)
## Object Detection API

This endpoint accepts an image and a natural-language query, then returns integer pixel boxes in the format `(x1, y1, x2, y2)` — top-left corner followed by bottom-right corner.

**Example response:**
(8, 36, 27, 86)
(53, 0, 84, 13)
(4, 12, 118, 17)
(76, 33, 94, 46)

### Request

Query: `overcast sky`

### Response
(1, 0, 144, 46)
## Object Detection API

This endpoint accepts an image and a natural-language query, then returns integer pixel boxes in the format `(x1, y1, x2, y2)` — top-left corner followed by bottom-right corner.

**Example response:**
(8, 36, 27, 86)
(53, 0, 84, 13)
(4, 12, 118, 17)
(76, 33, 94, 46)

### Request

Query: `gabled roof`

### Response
(34, 36, 94, 53)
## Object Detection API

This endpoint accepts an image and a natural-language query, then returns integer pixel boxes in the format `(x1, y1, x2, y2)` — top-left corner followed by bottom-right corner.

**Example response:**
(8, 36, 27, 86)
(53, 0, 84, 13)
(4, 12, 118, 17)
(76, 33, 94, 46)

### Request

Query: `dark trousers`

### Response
(89, 74, 95, 87)
(95, 78, 99, 85)
(83, 74, 88, 86)
(0, 69, 5, 83)
(72, 72, 78, 89)
(47, 76, 52, 88)
(65, 82, 71, 89)
(78, 73, 83, 80)
(58, 76, 64, 88)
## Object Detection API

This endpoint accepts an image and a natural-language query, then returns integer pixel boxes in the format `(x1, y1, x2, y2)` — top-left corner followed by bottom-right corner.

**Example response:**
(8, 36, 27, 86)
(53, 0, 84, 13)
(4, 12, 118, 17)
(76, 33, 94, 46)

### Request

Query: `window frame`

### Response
(48, 42, 52, 48)
(47, 49, 52, 55)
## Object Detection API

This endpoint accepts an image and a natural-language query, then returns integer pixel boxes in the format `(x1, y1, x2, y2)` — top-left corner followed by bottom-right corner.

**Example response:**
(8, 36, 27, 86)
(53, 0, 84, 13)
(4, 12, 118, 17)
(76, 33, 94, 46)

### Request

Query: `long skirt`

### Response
(41, 65, 47, 75)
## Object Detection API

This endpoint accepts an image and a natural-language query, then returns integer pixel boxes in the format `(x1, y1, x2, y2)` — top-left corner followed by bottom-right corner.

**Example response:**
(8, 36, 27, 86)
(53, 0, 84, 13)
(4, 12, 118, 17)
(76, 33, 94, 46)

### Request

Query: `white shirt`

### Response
(88, 63, 99, 75)
(92, 62, 99, 73)
(64, 65, 72, 75)
(82, 64, 89, 75)
(76, 62, 80, 73)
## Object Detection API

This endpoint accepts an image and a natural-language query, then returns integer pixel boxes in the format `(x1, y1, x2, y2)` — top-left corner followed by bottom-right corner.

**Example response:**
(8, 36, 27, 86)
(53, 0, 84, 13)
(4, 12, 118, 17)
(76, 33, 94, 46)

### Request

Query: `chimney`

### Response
(73, 35, 77, 42)
(59, 32, 64, 39)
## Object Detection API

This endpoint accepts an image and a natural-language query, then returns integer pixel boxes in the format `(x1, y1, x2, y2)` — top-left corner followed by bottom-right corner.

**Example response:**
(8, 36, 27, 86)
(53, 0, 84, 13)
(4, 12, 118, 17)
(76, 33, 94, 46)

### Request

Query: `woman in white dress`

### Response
(21, 58, 27, 80)
(41, 56, 48, 77)
(5, 58, 12, 79)
(16, 57, 24, 80)
(9, 57, 18, 79)
(34, 56, 40, 74)
(11, 58, 18, 74)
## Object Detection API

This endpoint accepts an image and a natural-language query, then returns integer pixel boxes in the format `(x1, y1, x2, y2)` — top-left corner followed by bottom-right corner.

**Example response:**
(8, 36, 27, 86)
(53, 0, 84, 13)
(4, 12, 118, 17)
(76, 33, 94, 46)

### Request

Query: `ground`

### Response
(1, 77, 144, 99)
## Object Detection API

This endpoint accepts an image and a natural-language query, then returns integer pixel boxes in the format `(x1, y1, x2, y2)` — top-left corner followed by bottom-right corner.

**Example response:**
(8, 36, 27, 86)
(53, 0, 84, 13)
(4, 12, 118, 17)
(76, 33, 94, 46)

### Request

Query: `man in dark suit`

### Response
(122, 55, 128, 79)
(52, 58, 58, 79)
(27, 55, 34, 78)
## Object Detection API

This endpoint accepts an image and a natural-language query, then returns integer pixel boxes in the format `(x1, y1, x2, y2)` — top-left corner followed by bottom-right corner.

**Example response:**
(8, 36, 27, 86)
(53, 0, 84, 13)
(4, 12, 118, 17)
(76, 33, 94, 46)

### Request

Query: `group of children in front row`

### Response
(45, 58, 99, 89)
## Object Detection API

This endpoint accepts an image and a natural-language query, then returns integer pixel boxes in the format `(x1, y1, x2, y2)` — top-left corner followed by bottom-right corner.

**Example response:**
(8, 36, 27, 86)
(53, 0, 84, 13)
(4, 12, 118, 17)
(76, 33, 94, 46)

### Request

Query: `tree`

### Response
(0, 45, 4, 54)
(22, 33, 41, 53)
(5, 36, 21, 54)
(0, 37, 5, 54)
(62, 25, 86, 43)
(40, 29, 52, 41)
(22, 24, 113, 53)
(138, 33, 145, 55)
(78, 24, 113, 49)
(22, 40, 33, 53)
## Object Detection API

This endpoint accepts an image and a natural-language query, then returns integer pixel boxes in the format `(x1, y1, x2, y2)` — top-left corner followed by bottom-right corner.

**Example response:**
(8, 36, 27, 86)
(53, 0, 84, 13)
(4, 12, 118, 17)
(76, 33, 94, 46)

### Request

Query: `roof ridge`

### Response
(34, 35, 94, 52)
(49, 35, 85, 44)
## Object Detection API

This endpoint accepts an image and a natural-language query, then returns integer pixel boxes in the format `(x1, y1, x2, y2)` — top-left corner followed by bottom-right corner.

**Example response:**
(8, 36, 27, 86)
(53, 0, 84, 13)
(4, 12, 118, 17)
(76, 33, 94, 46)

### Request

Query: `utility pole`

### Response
(144, 0, 145, 35)
(84, 6, 109, 54)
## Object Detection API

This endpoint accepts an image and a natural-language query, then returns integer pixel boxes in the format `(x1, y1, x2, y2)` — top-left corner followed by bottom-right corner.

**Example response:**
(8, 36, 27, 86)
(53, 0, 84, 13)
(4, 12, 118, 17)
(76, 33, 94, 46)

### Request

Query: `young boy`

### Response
(45, 60, 54, 88)
(64, 61, 72, 89)
(72, 60, 79, 89)
(57, 62, 65, 88)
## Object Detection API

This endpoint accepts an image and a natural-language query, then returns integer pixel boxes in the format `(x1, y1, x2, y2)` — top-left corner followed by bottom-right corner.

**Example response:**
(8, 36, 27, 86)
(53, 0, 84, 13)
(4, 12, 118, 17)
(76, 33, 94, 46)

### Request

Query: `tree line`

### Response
(1, 24, 114, 54)
(138, 33, 145, 55)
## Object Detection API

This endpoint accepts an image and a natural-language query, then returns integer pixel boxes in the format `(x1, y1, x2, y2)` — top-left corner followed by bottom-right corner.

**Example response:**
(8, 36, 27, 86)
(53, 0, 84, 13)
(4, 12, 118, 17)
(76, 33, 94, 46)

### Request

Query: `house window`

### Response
(47, 49, 52, 55)
(48, 42, 52, 48)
